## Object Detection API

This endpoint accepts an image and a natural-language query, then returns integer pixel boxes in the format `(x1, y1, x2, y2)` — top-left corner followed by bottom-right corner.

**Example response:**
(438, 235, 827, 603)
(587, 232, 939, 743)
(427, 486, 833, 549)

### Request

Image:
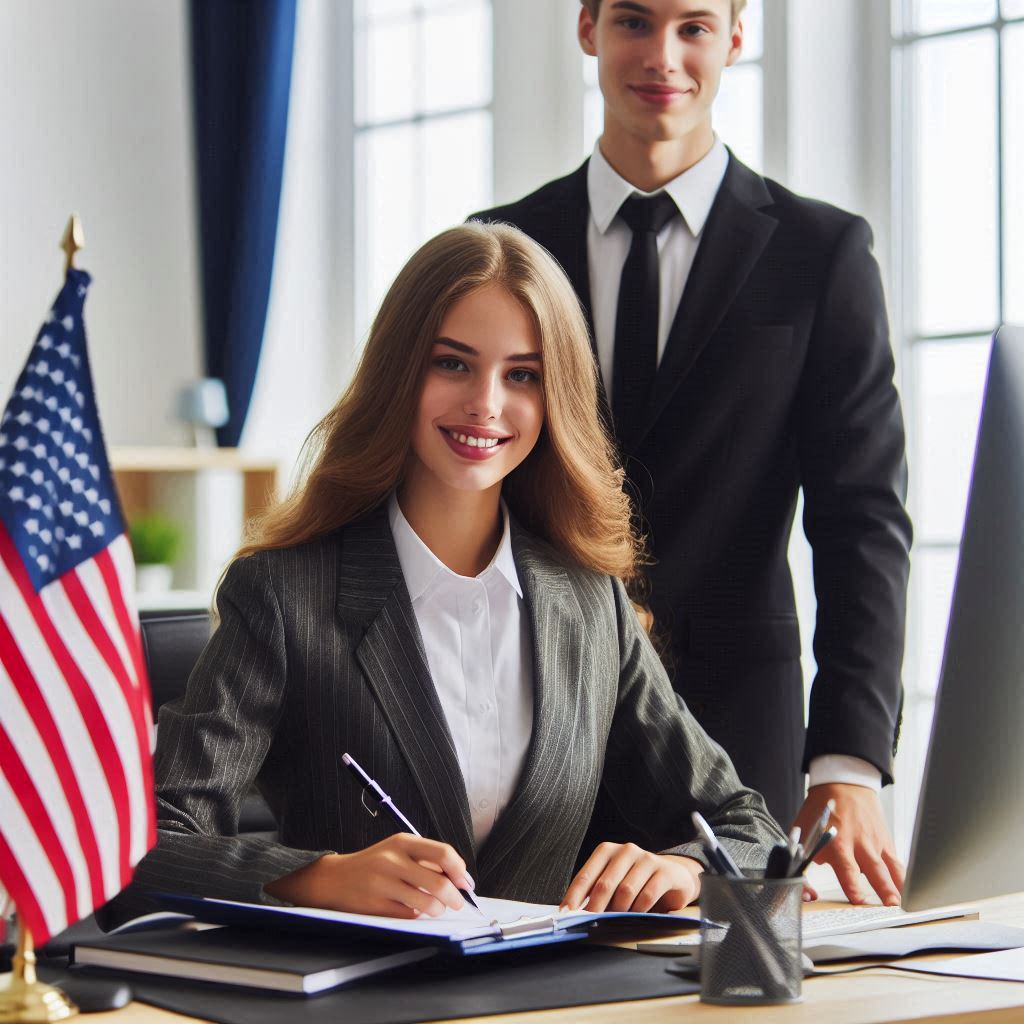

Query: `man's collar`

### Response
(587, 137, 730, 237)
(388, 493, 523, 602)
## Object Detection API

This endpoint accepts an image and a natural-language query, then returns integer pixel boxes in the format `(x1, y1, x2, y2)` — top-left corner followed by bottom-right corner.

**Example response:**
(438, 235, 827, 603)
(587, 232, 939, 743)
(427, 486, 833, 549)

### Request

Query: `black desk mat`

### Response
(68, 945, 697, 1024)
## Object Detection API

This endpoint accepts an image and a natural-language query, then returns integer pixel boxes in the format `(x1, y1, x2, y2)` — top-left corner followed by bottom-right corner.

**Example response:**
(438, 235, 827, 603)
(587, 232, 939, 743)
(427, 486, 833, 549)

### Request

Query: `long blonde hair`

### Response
(238, 222, 640, 581)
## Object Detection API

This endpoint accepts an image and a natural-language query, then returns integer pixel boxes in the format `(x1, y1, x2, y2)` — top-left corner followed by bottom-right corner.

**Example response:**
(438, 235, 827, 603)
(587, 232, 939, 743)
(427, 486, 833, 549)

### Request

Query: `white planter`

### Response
(135, 563, 174, 594)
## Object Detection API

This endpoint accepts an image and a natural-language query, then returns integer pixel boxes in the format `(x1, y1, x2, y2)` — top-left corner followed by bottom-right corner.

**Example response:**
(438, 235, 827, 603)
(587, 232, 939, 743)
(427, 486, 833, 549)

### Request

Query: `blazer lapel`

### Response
(336, 509, 476, 869)
(637, 155, 778, 446)
(522, 161, 615, 433)
(476, 527, 589, 887)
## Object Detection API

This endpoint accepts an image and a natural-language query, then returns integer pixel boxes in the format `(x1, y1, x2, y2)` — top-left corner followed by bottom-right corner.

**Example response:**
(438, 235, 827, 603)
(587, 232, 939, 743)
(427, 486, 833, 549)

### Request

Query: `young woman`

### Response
(122, 223, 782, 922)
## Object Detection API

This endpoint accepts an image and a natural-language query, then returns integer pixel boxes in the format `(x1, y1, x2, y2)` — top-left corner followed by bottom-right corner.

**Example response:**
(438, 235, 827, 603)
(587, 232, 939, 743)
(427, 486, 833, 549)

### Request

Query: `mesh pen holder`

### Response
(700, 873, 803, 1005)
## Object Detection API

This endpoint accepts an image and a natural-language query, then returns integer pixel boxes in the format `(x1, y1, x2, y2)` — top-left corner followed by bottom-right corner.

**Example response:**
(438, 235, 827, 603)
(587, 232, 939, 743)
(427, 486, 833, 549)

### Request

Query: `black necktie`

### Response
(611, 191, 678, 449)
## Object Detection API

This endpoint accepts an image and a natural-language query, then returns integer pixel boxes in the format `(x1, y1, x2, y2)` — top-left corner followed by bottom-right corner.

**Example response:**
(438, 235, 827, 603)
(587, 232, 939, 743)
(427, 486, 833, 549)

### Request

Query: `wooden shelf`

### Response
(110, 446, 279, 527)
(109, 446, 281, 594)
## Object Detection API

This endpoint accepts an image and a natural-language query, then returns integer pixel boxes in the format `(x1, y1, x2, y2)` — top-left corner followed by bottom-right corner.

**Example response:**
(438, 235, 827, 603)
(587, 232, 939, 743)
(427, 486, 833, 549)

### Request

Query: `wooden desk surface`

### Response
(80, 892, 1024, 1024)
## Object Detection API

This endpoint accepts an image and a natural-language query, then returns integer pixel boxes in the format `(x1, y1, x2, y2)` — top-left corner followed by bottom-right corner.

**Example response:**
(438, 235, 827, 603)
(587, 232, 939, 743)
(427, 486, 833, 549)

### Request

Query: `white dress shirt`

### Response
(587, 137, 729, 400)
(586, 140, 880, 795)
(388, 495, 535, 849)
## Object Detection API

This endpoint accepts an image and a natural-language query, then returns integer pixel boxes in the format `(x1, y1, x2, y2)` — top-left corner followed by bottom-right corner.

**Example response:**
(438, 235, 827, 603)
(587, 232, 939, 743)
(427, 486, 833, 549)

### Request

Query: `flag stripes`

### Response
(0, 523, 153, 943)
(0, 592, 107, 911)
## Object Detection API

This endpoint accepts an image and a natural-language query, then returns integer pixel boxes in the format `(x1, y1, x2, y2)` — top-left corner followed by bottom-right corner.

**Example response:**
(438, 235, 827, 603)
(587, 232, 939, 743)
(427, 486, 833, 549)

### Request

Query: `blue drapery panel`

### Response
(190, 0, 296, 447)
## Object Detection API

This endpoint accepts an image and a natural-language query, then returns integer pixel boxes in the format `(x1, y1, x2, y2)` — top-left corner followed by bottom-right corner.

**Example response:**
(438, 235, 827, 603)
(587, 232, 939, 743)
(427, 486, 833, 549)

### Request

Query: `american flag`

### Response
(0, 268, 155, 945)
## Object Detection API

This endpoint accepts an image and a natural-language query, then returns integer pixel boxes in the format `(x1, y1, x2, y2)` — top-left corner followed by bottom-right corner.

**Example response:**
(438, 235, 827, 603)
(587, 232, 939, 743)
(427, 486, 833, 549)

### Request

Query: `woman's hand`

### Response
(264, 834, 475, 919)
(560, 842, 704, 913)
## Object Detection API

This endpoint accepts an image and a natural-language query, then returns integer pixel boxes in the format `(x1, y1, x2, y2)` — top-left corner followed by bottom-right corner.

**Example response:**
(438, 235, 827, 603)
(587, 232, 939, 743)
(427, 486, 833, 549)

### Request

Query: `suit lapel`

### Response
(637, 155, 778, 447)
(476, 527, 588, 886)
(336, 509, 476, 869)
(522, 161, 616, 433)
(523, 161, 593, 329)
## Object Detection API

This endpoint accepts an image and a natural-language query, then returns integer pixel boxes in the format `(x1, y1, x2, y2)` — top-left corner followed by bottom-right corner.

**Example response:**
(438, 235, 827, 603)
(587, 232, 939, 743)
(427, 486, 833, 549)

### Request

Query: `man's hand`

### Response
(792, 784, 904, 906)
(560, 843, 703, 913)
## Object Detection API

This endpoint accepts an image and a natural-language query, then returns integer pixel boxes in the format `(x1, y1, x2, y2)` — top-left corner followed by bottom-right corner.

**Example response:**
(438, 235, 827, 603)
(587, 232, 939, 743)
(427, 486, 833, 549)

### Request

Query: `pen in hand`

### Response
(341, 752, 484, 917)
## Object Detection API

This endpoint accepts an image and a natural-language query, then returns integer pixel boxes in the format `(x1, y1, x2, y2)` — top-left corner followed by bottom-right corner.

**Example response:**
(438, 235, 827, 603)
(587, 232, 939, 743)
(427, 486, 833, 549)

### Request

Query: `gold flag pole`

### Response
(60, 215, 84, 275)
(0, 916, 77, 1022)
(0, 217, 83, 1022)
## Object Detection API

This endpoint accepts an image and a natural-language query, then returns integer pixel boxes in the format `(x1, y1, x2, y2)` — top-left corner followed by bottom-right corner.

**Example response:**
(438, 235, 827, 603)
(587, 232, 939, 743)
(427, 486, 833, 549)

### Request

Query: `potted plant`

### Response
(129, 514, 183, 593)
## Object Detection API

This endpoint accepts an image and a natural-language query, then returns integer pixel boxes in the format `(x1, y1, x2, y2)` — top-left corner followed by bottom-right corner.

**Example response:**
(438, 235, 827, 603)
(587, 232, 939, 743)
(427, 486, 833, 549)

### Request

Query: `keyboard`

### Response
(638, 903, 976, 951)
(803, 903, 976, 939)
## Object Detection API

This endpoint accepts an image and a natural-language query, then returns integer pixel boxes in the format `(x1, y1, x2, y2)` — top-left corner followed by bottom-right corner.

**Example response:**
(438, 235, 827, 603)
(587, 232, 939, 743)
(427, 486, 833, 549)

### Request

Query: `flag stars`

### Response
(14, 437, 29, 451)
(30, 469, 44, 485)
(59, 500, 74, 516)
(26, 495, 42, 511)
(11, 462, 26, 477)
(84, 488, 98, 504)
(32, 444, 47, 459)
(98, 499, 111, 515)
(56, 342, 71, 359)
(73, 509, 88, 525)
(51, 369, 65, 386)
(57, 467, 70, 484)
(75, 454, 90, 470)
(89, 522, 104, 538)
(62, 316, 74, 330)
(37, 419, 50, 433)
(39, 528, 52, 545)
(16, 411, 32, 426)
(39, 335, 53, 350)
(67, 535, 82, 551)
(25, 519, 39, 535)
(59, 407, 72, 424)
(8, 486, 25, 501)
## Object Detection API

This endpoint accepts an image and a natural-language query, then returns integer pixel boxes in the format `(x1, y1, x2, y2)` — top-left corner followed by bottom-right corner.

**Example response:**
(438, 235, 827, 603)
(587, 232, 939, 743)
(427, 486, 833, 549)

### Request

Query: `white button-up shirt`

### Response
(389, 494, 535, 848)
(587, 136, 729, 401)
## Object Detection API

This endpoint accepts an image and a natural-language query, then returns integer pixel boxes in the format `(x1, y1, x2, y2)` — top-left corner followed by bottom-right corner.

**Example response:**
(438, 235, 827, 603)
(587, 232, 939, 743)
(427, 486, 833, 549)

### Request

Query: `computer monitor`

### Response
(903, 324, 1024, 911)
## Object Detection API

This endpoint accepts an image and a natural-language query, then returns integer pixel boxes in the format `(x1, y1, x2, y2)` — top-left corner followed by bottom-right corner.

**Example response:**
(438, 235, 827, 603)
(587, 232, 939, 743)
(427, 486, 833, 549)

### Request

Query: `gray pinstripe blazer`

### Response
(118, 506, 783, 916)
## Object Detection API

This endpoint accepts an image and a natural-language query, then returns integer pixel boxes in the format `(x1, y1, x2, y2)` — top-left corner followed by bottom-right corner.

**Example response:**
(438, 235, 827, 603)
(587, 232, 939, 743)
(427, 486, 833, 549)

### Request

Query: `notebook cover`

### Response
(70, 944, 699, 1023)
(72, 926, 434, 993)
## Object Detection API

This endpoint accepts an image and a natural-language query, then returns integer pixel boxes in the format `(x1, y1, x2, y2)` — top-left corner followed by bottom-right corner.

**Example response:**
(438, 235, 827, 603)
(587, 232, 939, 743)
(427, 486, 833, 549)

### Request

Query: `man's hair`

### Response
(581, 0, 748, 22)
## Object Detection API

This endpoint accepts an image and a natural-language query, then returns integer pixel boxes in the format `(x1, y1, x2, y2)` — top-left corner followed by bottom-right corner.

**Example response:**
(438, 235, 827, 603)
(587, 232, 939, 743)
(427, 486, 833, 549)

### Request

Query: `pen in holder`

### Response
(699, 873, 803, 1005)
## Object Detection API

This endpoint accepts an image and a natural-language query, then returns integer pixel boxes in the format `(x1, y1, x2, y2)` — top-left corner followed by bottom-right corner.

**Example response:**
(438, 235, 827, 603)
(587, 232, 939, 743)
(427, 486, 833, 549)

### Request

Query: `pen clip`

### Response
(359, 786, 379, 818)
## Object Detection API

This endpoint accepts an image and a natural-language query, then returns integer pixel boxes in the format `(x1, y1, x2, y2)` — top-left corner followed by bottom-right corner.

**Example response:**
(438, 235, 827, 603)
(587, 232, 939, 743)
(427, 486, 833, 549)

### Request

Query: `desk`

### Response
(79, 892, 1024, 1024)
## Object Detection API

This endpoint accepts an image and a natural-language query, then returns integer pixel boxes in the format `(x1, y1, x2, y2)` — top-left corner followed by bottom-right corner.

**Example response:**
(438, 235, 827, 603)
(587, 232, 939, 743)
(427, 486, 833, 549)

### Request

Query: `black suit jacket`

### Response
(104, 508, 782, 925)
(471, 155, 912, 826)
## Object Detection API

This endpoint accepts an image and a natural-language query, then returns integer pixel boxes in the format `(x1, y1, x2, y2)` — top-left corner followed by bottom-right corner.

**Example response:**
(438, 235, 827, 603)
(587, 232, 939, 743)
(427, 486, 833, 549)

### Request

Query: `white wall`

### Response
(0, 0, 203, 446)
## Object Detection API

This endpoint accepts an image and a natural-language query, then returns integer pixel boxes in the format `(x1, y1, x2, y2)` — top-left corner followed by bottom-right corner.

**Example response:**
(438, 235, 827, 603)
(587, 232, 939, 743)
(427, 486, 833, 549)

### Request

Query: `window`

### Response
(354, 0, 493, 341)
(581, 0, 765, 170)
(893, 0, 1023, 848)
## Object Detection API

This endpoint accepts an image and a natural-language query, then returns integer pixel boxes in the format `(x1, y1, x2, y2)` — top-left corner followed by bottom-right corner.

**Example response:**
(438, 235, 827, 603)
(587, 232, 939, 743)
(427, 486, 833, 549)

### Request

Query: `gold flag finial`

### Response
(60, 215, 85, 275)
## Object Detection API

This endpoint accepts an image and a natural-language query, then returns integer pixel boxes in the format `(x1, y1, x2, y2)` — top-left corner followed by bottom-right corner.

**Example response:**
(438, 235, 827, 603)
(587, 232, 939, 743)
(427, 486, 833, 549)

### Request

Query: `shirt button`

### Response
(479, 701, 490, 713)
(478, 799, 490, 810)
(472, 598, 484, 614)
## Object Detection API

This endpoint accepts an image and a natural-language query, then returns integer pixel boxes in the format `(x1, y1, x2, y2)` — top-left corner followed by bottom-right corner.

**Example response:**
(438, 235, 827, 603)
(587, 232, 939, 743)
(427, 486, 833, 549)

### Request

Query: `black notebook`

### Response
(72, 925, 435, 995)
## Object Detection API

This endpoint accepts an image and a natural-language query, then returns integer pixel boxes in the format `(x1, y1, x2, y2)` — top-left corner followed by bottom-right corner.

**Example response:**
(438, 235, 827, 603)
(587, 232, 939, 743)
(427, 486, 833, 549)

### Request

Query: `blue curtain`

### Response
(190, 0, 297, 447)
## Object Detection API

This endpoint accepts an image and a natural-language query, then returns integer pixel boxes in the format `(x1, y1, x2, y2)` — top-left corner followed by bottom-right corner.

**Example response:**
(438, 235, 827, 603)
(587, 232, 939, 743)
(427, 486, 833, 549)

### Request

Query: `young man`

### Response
(471, 0, 911, 906)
